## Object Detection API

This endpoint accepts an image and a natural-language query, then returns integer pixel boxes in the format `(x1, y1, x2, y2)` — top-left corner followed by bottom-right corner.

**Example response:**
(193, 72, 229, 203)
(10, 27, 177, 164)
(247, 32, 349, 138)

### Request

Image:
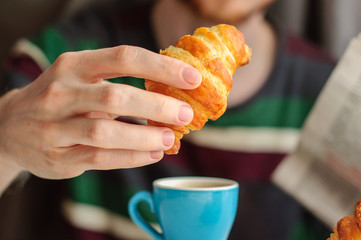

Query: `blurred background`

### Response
(272, 0, 361, 59)
(0, 0, 360, 239)
(1, 0, 360, 63)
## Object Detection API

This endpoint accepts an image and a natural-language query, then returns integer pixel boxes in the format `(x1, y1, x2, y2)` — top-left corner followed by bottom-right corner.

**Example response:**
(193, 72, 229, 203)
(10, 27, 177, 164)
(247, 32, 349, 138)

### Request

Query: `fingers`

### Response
(44, 47, 198, 124)
(66, 145, 164, 170)
(49, 118, 175, 152)
(72, 45, 202, 89)
(72, 83, 194, 126)
(45, 146, 163, 178)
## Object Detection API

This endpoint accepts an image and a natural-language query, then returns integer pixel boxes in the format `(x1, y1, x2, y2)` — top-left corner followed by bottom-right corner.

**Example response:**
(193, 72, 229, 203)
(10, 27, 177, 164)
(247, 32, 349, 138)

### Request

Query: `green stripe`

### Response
(30, 27, 101, 63)
(103, 82, 314, 129)
(30, 27, 314, 130)
(209, 97, 315, 128)
(102, 77, 315, 130)
(289, 221, 326, 240)
(107, 76, 145, 90)
(29, 27, 145, 89)
(30, 28, 69, 63)
(108, 77, 315, 129)
(68, 172, 157, 223)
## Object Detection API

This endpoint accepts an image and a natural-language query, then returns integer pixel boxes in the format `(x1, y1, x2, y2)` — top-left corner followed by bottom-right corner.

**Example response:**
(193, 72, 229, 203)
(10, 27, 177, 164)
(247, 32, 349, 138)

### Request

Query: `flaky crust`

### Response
(328, 200, 361, 240)
(145, 24, 251, 154)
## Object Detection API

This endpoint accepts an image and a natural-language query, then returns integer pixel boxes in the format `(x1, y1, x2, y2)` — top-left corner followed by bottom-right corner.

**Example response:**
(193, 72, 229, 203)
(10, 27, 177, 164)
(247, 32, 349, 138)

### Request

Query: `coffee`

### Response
(173, 181, 230, 189)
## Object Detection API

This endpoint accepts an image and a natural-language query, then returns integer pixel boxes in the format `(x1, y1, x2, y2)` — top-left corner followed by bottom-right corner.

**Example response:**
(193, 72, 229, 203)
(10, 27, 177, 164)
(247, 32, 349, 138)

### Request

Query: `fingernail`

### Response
(178, 105, 193, 123)
(182, 67, 202, 85)
(150, 151, 163, 160)
(163, 130, 175, 147)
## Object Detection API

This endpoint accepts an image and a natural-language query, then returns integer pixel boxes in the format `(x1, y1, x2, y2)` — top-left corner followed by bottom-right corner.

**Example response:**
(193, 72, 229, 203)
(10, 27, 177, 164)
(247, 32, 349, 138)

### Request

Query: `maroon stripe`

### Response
(166, 141, 287, 181)
(286, 34, 335, 63)
(5, 55, 43, 80)
(70, 226, 130, 240)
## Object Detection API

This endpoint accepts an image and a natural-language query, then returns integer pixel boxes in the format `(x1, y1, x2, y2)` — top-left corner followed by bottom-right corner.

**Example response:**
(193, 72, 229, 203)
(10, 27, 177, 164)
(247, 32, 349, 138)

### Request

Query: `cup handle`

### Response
(128, 191, 164, 240)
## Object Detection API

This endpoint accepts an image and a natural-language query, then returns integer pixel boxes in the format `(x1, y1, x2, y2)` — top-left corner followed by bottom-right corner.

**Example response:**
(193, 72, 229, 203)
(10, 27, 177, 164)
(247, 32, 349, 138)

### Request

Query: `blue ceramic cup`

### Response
(128, 176, 239, 240)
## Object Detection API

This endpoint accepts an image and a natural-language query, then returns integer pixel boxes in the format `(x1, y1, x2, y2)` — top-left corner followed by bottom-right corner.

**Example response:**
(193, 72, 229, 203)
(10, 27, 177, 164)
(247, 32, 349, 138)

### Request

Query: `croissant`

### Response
(145, 24, 251, 154)
(328, 200, 361, 240)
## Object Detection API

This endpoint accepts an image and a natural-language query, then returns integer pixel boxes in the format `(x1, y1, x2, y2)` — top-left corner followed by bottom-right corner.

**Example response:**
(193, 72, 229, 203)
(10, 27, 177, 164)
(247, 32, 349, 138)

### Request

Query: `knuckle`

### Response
(139, 132, 149, 146)
(127, 151, 138, 167)
(43, 148, 63, 163)
(98, 85, 125, 107)
(138, 129, 161, 150)
(52, 52, 78, 73)
(158, 54, 182, 78)
(113, 45, 139, 66)
(42, 148, 81, 179)
(39, 80, 73, 114)
(152, 95, 167, 115)
(86, 120, 108, 144)
(126, 151, 155, 168)
(89, 148, 106, 165)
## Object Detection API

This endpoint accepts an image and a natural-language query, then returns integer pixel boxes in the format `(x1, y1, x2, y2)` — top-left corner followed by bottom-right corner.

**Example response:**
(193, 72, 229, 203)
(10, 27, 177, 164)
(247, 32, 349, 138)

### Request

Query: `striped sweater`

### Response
(7, 2, 335, 240)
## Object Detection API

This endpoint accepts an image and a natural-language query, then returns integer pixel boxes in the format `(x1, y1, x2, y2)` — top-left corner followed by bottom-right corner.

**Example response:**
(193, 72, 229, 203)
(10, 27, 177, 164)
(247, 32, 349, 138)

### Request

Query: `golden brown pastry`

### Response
(145, 24, 251, 154)
(328, 200, 361, 240)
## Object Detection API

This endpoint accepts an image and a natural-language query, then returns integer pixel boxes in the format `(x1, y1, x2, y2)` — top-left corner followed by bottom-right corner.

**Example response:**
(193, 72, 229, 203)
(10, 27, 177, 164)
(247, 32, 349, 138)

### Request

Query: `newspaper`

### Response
(272, 33, 361, 228)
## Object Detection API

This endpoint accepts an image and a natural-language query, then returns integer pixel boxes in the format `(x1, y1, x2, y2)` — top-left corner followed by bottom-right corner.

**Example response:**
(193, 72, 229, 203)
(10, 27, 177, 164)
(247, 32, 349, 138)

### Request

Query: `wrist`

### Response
(0, 88, 24, 196)
(0, 156, 23, 196)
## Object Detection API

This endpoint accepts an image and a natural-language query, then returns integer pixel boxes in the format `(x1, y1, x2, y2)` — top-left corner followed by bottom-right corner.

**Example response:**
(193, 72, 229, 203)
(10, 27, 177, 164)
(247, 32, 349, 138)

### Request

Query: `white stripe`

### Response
(185, 127, 300, 153)
(12, 39, 51, 70)
(62, 199, 160, 239)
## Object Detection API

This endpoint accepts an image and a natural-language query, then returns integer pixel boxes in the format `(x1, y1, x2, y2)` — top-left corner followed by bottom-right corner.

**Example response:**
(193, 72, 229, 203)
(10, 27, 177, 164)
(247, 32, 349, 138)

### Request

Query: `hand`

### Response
(0, 45, 202, 183)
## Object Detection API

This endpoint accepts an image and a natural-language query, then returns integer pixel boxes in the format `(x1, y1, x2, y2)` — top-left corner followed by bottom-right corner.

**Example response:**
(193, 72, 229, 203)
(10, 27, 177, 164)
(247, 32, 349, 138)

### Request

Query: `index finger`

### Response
(73, 45, 202, 89)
